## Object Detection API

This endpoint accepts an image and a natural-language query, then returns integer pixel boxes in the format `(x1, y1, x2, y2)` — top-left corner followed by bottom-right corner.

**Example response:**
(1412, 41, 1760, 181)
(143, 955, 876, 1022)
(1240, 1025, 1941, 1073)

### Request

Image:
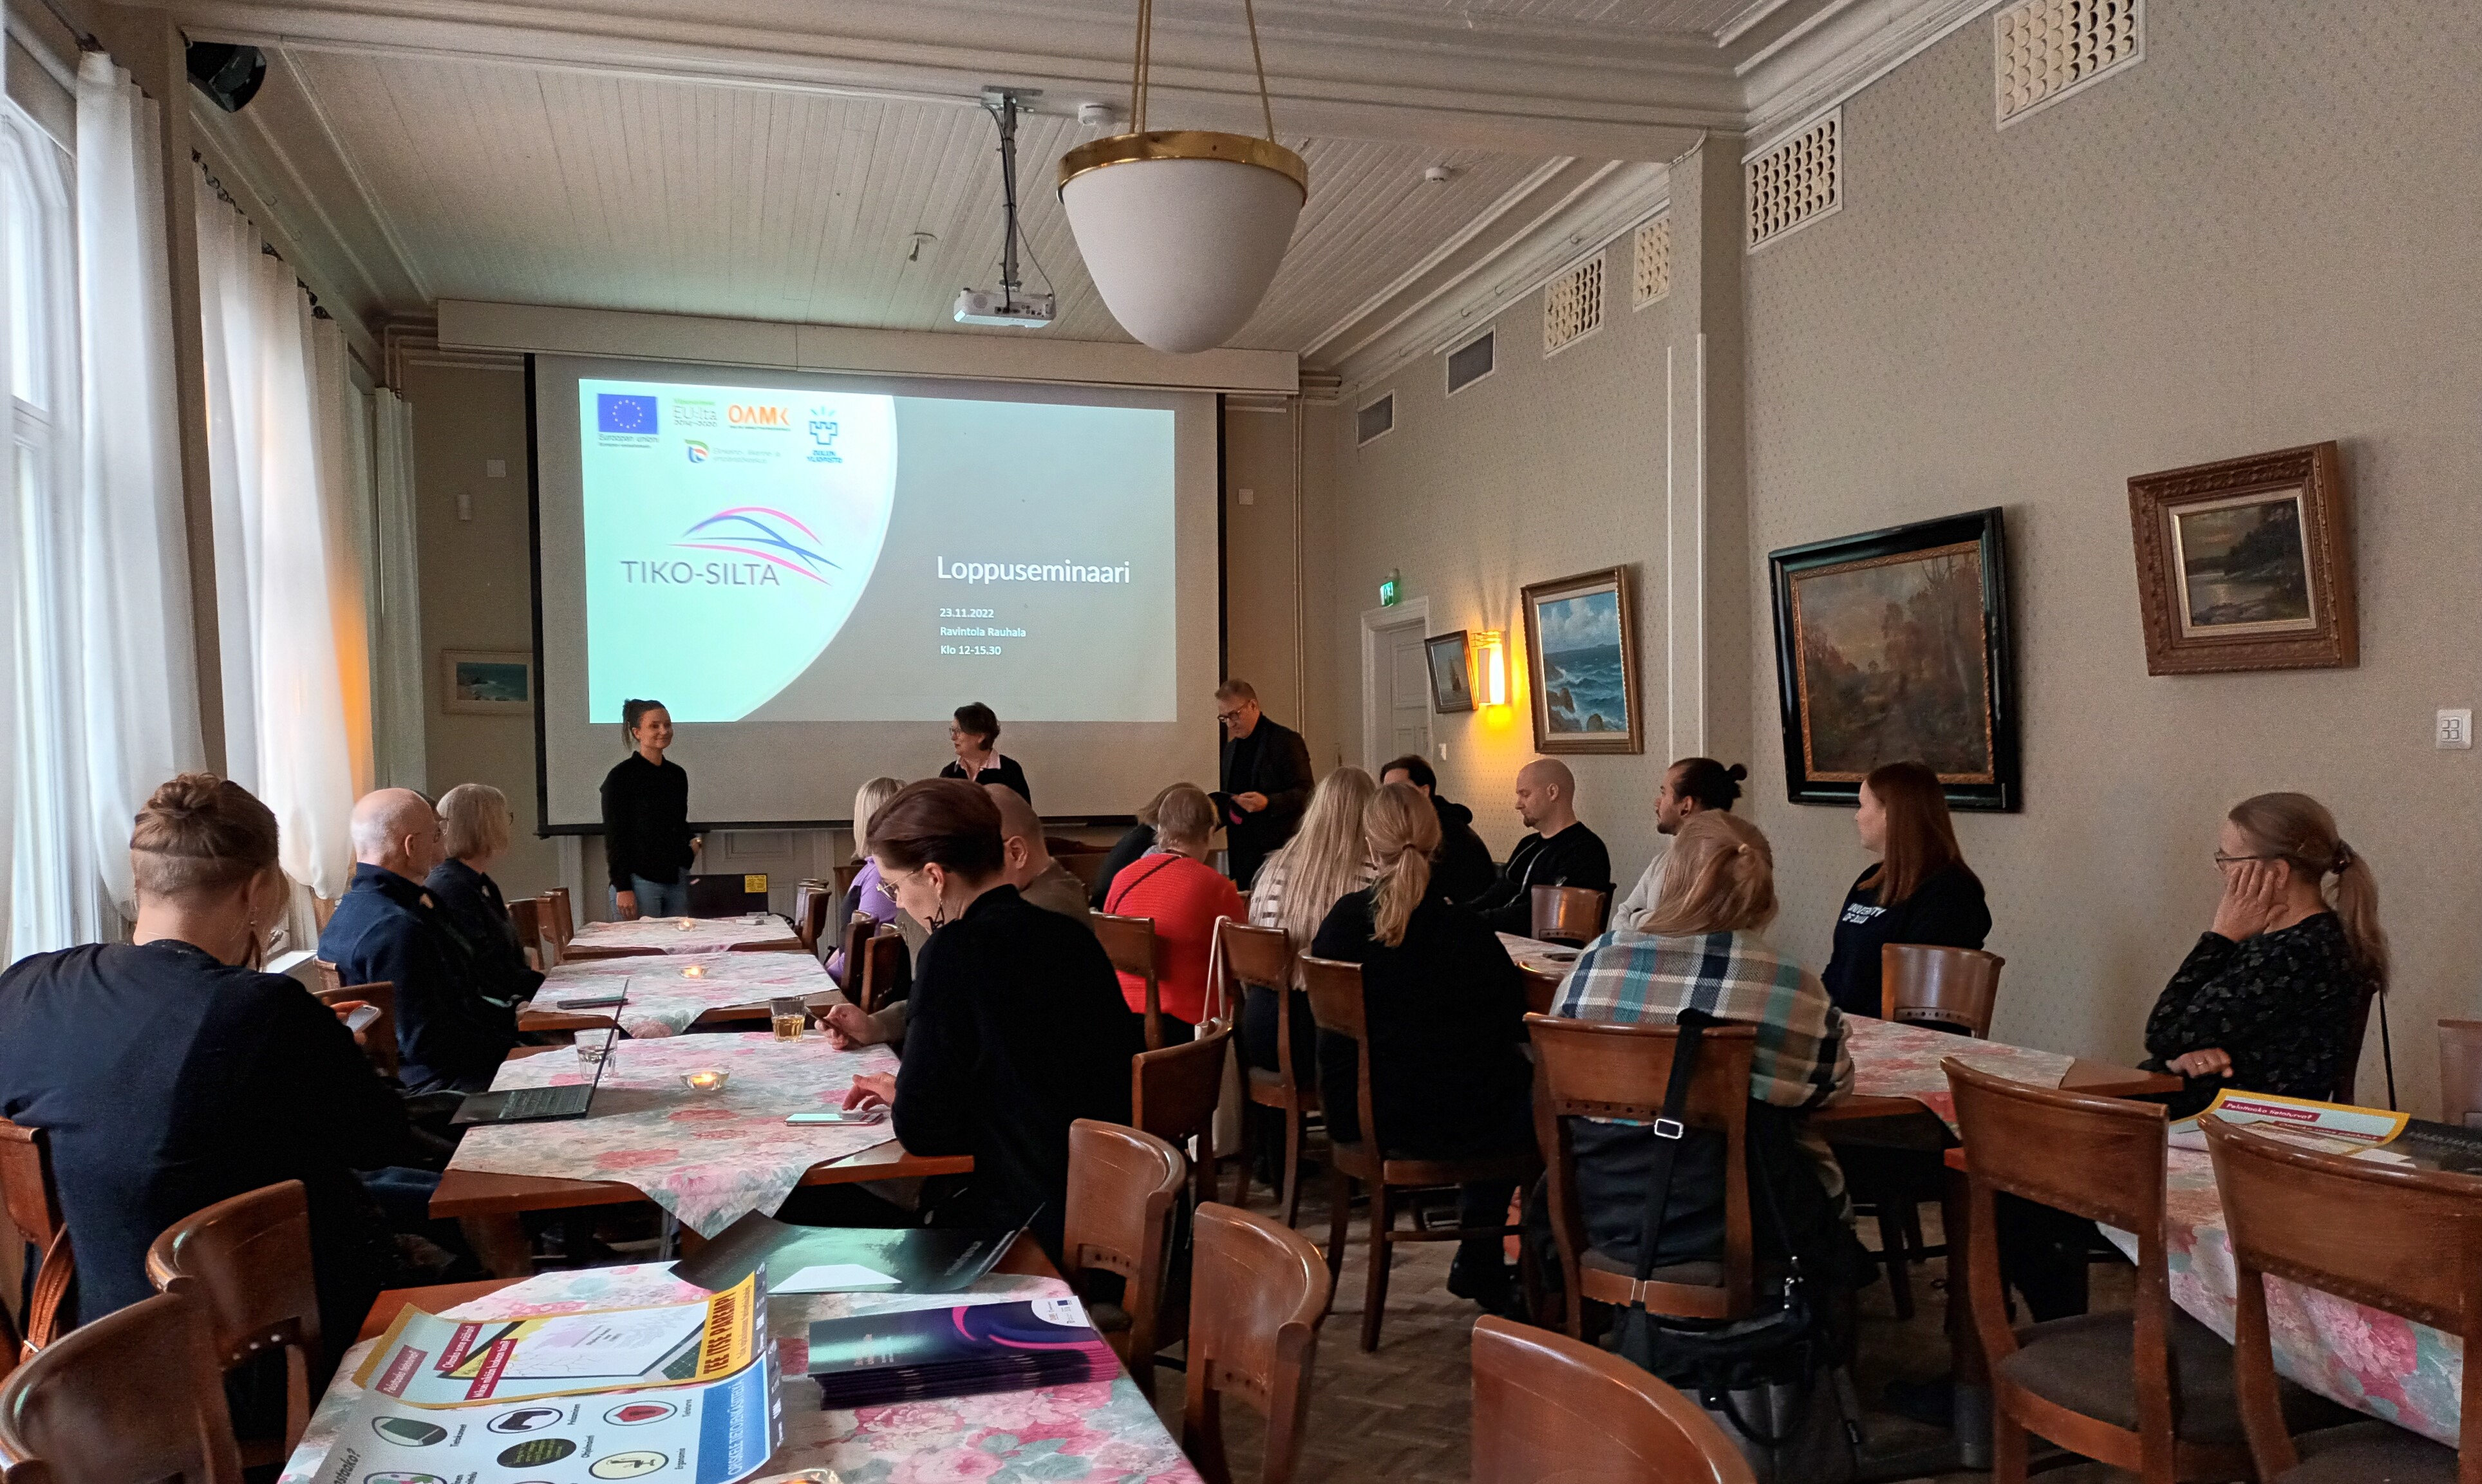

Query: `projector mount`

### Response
(955, 88, 1057, 329)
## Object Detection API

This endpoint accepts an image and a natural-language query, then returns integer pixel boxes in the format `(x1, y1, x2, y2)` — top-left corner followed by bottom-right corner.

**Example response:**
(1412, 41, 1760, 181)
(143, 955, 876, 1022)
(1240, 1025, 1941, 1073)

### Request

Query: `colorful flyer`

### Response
(353, 1276, 758, 1409)
(2172, 1088, 2411, 1153)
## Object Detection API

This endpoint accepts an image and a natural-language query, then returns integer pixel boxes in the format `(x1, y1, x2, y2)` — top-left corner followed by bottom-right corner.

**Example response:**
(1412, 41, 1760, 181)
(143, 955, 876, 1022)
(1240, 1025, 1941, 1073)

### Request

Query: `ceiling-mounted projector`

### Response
(954, 288, 1055, 328)
(953, 86, 1055, 332)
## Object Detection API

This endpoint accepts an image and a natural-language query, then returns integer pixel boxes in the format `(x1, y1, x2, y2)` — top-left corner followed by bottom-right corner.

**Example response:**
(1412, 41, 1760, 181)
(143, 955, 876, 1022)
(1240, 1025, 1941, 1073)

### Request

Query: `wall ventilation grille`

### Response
(1355, 393, 1395, 446)
(1542, 255, 1603, 356)
(1632, 213, 1671, 309)
(1995, 0, 2142, 124)
(1745, 109, 1841, 251)
(1445, 331, 1495, 395)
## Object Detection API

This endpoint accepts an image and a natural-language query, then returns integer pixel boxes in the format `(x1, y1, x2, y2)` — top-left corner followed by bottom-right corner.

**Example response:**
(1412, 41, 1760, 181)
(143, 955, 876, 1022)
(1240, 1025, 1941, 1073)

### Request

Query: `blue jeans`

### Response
(616, 874, 690, 917)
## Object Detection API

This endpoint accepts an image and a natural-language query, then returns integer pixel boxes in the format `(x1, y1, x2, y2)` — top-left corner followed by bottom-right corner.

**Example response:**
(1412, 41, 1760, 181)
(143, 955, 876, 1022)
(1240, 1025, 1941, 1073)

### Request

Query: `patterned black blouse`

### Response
(2143, 911, 2366, 1103)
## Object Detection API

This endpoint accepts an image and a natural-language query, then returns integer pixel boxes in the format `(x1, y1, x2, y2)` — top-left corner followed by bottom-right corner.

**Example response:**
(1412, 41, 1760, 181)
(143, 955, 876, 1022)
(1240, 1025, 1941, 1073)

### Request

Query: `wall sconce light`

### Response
(1472, 630, 1508, 708)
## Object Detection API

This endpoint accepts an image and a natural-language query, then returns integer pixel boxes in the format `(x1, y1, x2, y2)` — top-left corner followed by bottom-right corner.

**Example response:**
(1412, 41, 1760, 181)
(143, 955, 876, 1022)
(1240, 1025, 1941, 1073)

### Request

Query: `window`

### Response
(1445, 330, 1494, 395)
(1356, 393, 1395, 447)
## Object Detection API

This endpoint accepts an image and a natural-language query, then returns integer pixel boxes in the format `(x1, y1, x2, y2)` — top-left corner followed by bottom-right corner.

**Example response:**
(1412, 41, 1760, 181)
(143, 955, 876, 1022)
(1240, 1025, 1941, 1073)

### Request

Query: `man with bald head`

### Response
(319, 788, 519, 1093)
(1469, 758, 1613, 937)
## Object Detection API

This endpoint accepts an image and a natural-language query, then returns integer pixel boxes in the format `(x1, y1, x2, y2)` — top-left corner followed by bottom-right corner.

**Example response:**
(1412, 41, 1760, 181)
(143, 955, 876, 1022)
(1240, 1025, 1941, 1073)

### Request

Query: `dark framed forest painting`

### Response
(1768, 509, 2019, 811)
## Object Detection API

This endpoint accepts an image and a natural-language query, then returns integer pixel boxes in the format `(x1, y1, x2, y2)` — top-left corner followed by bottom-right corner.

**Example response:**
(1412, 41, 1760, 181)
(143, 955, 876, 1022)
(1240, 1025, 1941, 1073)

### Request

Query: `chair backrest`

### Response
(1133, 1022, 1233, 1207)
(1093, 913, 1163, 1051)
(1212, 918, 1293, 1028)
(144, 1181, 319, 1456)
(1944, 1058, 2176, 1461)
(541, 887, 574, 947)
(831, 861, 861, 900)
(1525, 1015, 1760, 1322)
(854, 930, 905, 1015)
(2333, 981, 2381, 1104)
(507, 897, 544, 970)
(2440, 1019, 2482, 1129)
(312, 981, 399, 1080)
(311, 959, 343, 997)
(1471, 1314, 1756, 1484)
(797, 886, 836, 954)
(2201, 1113, 2482, 1477)
(1528, 886, 1608, 946)
(0, 1123, 70, 1364)
(1298, 955, 1372, 1145)
(0, 1290, 244, 1484)
(1059, 852, 1109, 892)
(1518, 968, 1562, 1017)
(1879, 943, 2004, 1037)
(1062, 1121, 1186, 1379)
(1183, 1203, 1331, 1484)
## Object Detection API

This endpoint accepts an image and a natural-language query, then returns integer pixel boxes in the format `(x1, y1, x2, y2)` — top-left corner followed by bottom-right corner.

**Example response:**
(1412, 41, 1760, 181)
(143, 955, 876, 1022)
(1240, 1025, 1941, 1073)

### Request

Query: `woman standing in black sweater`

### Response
(938, 702, 1032, 802)
(1821, 760, 1991, 1019)
(600, 699, 698, 919)
(1310, 782, 1534, 1311)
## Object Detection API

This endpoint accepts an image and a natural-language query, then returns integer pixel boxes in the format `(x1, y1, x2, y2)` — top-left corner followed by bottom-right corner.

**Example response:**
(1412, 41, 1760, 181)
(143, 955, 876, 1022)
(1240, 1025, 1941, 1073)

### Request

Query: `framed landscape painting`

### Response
(1424, 630, 1476, 713)
(1769, 509, 2018, 811)
(442, 650, 534, 715)
(2127, 441, 2355, 674)
(1520, 567, 1642, 755)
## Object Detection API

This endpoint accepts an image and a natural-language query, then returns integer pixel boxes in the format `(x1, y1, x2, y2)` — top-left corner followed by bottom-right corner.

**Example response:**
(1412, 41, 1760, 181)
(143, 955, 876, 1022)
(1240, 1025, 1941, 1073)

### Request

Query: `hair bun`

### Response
(145, 773, 226, 818)
(1726, 764, 1749, 782)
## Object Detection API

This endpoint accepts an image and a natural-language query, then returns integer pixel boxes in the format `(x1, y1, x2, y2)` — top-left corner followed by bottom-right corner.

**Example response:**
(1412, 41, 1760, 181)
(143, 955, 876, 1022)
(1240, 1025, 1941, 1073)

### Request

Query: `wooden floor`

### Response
(1153, 1169, 2147, 1483)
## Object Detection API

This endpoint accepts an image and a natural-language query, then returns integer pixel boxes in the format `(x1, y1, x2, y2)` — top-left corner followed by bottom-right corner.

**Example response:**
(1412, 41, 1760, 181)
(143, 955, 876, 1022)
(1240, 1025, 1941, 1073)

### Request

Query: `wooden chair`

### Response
(507, 896, 545, 971)
(541, 886, 574, 948)
(144, 1181, 319, 1465)
(1528, 885, 1608, 946)
(0, 1123, 70, 1371)
(2440, 1019, 2482, 1128)
(1219, 920, 1317, 1224)
(1183, 1202, 1331, 1484)
(852, 928, 907, 1015)
(311, 959, 343, 997)
(1060, 1120, 1186, 1406)
(1471, 1313, 1757, 1484)
(311, 980, 398, 1080)
(2332, 981, 2383, 1105)
(2201, 1113, 2478, 1483)
(1059, 852, 1109, 893)
(1303, 957, 1539, 1351)
(1527, 1014, 1760, 1337)
(1133, 1020, 1232, 1210)
(0, 1290, 244, 1483)
(1944, 1058, 2307, 1484)
(1879, 943, 2006, 1035)
(831, 861, 862, 900)
(1093, 912, 1165, 1051)
(794, 884, 836, 954)
(1856, 941, 2007, 1319)
(1518, 967, 1562, 1017)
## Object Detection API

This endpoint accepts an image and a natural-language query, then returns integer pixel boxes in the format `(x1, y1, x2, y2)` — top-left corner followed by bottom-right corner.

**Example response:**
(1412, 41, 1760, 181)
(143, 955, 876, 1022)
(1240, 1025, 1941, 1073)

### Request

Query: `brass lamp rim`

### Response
(1056, 130, 1308, 197)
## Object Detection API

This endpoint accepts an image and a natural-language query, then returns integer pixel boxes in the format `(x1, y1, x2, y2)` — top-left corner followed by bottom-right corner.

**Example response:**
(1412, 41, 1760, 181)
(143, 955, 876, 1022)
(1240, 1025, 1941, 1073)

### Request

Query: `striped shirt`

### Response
(1552, 927, 1853, 1111)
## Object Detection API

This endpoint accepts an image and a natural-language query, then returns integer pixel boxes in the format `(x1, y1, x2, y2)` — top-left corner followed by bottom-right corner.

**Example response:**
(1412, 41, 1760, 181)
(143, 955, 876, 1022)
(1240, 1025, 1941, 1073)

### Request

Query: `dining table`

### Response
(281, 1238, 1204, 1484)
(571, 910, 805, 955)
(434, 1032, 971, 1276)
(520, 950, 840, 1038)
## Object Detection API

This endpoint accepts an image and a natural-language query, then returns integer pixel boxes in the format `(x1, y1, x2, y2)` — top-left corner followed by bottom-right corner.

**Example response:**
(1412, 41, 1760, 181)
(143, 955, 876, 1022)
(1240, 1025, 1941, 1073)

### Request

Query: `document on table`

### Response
(2169, 1088, 2409, 1154)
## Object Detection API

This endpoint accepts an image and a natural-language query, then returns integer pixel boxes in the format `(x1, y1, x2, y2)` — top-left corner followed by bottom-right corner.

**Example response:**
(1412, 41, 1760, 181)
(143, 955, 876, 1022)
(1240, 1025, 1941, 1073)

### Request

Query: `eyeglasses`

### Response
(2212, 852, 2280, 868)
(1216, 709, 1248, 725)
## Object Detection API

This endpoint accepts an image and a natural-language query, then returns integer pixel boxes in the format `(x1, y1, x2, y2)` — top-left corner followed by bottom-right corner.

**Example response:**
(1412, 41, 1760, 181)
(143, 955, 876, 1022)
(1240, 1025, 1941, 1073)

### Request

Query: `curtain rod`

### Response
(191, 151, 333, 320)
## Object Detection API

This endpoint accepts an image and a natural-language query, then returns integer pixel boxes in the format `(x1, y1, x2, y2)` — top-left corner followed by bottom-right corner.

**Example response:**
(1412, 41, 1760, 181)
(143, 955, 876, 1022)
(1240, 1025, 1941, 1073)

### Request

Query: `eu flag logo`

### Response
(597, 394, 657, 435)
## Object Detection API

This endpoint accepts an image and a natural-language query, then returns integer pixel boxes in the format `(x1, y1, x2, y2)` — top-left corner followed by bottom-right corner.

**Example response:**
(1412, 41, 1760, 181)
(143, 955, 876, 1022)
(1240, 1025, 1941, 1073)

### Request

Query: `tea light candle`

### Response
(682, 1069, 729, 1093)
(674, 917, 695, 930)
(681, 963, 708, 979)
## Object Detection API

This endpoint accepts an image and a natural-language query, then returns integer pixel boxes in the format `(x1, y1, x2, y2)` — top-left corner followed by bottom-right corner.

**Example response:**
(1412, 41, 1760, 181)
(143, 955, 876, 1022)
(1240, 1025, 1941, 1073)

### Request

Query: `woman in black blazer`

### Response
(938, 701, 1032, 802)
(426, 783, 544, 1009)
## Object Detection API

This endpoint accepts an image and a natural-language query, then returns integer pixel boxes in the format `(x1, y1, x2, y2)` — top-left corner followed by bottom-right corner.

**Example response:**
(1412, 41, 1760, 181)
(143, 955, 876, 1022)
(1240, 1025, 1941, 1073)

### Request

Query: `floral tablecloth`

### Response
(450, 1033, 901, 1235)
(1841, 1016, 2073, 1132)
(576, 911, 802, 954)
(534, 953, 835, 1038)
(279, 1263, 1203, 1484)
(2090, 1147, 2462, 1446)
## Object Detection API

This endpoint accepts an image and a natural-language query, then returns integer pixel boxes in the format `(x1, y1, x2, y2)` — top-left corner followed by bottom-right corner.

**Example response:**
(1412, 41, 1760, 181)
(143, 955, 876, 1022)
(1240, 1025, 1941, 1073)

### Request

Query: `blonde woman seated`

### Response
(1552, 811, 1856, 1276)
(1243, 765, 1378, 1076)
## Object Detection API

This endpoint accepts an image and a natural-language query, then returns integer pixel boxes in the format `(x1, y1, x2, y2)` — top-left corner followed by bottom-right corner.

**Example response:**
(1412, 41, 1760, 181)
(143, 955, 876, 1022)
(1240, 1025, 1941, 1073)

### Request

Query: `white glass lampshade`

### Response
(1058, 131, 1308, 355)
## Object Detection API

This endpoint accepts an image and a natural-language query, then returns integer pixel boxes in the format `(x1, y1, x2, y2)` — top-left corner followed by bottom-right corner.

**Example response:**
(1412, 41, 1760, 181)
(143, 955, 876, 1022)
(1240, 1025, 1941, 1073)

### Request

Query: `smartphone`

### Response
(787, 1108, 885, 1126)
(554, 994, 626, 1010)
(345, 1004, 382, 1033)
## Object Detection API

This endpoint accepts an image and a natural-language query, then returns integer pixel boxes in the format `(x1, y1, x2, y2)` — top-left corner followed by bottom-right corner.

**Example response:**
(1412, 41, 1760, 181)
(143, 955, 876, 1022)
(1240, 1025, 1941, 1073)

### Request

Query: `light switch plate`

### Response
(2438, 709, 2472, 749)
(485, 458, 507, 478)
(1237, 486, 1255, 506)
(1435, 742, 1448, 762)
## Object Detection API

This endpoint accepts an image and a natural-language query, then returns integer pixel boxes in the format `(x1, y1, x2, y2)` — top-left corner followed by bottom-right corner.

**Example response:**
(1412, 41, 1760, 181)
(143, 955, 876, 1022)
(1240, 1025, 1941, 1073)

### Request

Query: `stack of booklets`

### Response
(808, 1296, 1118, 1407)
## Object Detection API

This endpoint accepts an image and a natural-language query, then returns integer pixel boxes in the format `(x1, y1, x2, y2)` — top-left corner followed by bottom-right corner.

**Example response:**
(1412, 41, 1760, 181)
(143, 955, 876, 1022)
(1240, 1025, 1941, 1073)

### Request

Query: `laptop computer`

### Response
(453, 997, 625, 1126)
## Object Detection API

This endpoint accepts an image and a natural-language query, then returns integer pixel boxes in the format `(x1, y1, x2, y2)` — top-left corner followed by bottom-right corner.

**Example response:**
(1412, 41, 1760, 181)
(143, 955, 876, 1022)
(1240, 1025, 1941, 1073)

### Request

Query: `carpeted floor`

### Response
(1149, 1163, 2148, 1483)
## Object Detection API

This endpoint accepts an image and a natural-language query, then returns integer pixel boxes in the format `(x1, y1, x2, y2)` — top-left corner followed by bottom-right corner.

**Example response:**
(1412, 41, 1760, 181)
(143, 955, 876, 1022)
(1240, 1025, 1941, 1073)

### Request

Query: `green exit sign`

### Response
(1378, 568, 1401, 606)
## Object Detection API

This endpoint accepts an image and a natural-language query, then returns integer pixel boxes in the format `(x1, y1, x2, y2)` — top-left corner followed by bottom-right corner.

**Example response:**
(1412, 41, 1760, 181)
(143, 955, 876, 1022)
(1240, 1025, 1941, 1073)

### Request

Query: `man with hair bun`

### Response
(1613, 757, 1749, 929)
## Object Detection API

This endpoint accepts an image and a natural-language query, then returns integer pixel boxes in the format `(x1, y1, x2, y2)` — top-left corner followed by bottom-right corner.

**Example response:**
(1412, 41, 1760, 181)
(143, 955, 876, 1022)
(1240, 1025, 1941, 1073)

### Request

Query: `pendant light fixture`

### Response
(1057, 0, 1308, 354)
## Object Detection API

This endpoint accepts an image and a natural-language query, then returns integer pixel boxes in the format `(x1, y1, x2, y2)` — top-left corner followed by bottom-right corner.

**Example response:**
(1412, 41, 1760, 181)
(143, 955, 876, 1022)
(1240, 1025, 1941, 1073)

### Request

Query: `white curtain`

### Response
(370, 388, 427, 790)
(194, 176, 361, 899)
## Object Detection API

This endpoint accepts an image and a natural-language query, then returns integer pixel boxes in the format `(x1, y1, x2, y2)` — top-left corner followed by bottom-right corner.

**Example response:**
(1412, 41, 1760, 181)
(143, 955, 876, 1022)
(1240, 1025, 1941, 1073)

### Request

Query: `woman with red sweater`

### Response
(1103, 784, 1245, 1043)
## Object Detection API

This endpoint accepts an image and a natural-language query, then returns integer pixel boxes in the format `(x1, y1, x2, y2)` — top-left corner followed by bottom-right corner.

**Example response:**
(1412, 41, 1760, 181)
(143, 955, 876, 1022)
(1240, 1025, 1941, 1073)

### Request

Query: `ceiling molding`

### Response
(1324, 158, 1669, 396)
(1738, 0, 1998, 145)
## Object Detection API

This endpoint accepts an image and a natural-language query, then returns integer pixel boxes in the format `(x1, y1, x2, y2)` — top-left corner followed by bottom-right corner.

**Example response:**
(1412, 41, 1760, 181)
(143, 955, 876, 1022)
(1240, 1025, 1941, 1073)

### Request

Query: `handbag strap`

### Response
(1627, 1008, 1718, 1296)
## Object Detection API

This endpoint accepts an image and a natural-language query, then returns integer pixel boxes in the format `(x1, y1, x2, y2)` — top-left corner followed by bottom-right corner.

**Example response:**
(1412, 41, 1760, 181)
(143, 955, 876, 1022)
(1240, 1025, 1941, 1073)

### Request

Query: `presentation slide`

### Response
(532, 355, 1222, 828)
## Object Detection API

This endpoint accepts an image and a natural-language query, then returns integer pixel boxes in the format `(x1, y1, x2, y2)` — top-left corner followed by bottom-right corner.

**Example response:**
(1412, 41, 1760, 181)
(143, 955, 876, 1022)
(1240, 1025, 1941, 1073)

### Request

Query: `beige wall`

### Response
(1738, 0, 2480, 1111)
(1220, 402, 1310, 741)
(404, 359, 565, 901)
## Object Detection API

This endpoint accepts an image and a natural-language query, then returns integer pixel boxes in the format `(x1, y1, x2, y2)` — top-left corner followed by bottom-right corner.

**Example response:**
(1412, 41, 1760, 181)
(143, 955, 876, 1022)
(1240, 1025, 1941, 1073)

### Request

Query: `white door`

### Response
(1388, 626, 1431, 764)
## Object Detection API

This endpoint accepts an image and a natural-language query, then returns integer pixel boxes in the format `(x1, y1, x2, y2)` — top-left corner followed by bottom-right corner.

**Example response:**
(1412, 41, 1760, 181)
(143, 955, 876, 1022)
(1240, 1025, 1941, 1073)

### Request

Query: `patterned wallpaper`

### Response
(1740, 0, 2482, 1110)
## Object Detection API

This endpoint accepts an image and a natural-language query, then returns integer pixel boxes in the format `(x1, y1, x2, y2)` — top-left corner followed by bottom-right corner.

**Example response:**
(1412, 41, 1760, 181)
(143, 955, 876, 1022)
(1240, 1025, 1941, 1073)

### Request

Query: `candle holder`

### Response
(681, 963, 708, 979)
(682, 1069, 731, 1094)
(675, 917, 695, 930)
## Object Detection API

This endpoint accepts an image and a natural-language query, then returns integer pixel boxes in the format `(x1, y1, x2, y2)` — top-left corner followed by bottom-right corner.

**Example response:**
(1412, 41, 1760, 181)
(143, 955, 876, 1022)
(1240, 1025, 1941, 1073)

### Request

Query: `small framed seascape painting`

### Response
(1768, 509, 2018, 811)
(1424, 631, 1476, 713)
(1519, 567, 1642, 755)
(2127, 441, 2355, 674)
(442, 650, 534, 715)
